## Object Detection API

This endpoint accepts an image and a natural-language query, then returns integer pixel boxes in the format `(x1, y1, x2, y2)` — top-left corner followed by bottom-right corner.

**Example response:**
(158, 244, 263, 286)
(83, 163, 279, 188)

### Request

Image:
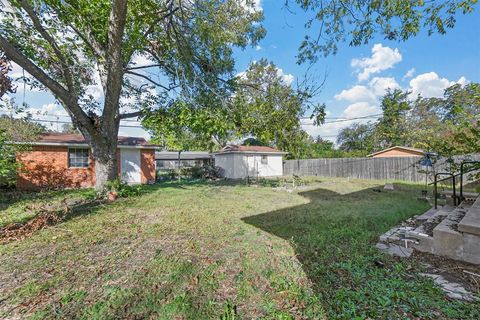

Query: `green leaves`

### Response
(143, 59, 322, 158)
(294, 0, 478, 62)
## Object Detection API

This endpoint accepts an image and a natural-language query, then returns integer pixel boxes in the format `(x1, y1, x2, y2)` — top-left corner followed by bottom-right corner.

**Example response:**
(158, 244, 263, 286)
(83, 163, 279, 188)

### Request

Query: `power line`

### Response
(1, 110, 383, 130)
(1, 110, 383, 123)
(300, 113, 382, 125)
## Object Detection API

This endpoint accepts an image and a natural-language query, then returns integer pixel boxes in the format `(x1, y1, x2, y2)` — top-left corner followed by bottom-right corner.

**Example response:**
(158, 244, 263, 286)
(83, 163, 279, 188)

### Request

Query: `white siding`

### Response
(214, 153, 284, 179)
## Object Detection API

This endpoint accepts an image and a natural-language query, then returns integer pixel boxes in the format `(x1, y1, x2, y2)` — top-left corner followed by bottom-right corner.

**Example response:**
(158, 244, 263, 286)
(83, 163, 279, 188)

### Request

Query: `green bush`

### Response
(156, 169, 178, 181)
(105, 178, 142, 198)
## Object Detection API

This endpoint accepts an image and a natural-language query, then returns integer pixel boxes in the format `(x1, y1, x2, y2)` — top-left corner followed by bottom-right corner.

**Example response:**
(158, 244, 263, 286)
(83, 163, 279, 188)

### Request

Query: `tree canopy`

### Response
(143, 59, 325, 158)
(0, 0, 264, 188)
(336, 83, 480, 158)
(293, 0, 478, 62)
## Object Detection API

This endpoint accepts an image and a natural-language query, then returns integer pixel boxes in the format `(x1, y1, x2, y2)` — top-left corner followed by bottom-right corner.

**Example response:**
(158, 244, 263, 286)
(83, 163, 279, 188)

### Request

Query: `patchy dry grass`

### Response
(0, 178, 478, 319)
(0, 188, 97, 227)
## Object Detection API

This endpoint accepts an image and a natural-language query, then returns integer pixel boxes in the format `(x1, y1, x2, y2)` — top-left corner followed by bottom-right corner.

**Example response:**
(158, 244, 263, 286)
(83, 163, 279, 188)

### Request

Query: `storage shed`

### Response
(213, 145, 287, 179)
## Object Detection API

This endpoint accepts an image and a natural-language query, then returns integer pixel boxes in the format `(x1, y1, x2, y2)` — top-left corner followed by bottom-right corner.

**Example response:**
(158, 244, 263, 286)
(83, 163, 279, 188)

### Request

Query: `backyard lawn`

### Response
(1, 178, 479, 319)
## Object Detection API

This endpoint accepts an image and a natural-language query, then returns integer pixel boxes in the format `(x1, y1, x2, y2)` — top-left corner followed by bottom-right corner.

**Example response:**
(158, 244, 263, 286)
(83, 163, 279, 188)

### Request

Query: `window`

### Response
(68, 148, 89, 168)
(261, 155, 268, 165)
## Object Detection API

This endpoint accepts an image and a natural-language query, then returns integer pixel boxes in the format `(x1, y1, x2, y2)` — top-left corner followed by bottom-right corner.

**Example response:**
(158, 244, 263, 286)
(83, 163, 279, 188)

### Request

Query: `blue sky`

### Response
(2, 0, 479, 143)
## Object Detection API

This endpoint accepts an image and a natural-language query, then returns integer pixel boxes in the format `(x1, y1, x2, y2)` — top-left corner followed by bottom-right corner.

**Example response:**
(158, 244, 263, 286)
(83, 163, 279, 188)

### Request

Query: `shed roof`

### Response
(213, 145, 287, 155)
(155, 151, 212, 160)
(367, 146, 425, 157)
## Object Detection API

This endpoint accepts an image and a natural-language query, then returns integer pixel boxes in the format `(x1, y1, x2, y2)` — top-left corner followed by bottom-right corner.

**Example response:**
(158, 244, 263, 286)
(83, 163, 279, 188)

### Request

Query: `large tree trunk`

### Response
(93, 149, 118, 191)
(82, 122, 120, 191)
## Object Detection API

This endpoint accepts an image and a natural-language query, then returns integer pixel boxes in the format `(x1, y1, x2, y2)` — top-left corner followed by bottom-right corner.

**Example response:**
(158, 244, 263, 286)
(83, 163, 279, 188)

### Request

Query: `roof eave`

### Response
(12, 141, 160, 149)
(212, 151, 288, 155)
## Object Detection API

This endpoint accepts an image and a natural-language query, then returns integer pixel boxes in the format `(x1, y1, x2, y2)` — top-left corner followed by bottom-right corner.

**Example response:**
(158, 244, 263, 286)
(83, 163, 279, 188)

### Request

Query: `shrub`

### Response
(157, 169, 178, 181)
(105, 178, 142, 198)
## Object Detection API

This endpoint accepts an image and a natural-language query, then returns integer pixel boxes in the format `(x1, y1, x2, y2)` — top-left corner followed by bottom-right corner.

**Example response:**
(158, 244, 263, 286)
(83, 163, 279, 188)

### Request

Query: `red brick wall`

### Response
(17, 146, 156, 190)
(140, 149, 156, 184)
(17, 146, 95, 190)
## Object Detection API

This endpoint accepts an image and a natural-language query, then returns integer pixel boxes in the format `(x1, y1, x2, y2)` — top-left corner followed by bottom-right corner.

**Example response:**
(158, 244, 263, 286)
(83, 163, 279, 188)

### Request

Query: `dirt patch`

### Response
(0, 199, 104, 243)
(411, 251, 480, 295)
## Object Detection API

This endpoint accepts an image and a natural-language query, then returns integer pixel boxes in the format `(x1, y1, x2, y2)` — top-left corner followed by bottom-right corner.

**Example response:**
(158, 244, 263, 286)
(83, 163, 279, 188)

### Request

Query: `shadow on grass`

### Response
(241, 184, 476, 319)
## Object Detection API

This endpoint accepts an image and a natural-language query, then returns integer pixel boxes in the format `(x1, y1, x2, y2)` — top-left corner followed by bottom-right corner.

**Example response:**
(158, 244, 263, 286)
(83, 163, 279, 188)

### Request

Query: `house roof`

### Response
(367, 146, 425, 157)
(213, 145, 287, 155)
(155, 151, 212, 160)
(21, 133, 158, 149)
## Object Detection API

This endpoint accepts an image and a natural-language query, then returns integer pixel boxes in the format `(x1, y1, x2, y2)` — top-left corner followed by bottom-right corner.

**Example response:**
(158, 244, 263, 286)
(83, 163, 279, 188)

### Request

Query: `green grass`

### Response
(0, 188, 97, 227)
(0, 178, 478, 319)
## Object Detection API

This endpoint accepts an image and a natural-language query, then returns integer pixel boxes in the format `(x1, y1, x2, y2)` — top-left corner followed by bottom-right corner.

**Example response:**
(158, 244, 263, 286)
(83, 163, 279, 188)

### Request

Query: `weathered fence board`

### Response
(284, 154, 480, 182)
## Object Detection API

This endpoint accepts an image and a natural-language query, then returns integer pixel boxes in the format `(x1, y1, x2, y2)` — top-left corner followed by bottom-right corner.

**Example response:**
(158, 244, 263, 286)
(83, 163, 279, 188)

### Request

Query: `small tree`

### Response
(0, 110, 45, 187)
(374, 89, 411, 149)
(337, 123, 374, 153)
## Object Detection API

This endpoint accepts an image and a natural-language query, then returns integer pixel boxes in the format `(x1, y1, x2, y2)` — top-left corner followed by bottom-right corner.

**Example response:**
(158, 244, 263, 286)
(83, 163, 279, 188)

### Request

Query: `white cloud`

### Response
(341, 102, 380, 119)
(302, 102, 380, 142)
(351, 43, 402, 81)
(334, 85, 376, 103)
(84, 69, 104, 101)
(368, 77, 400, 96)
(402, 68, 415, 81)
(255, 45, 262, 51)
(238, 65, 294, 86)
(302, 118, 348, 142)
(276, 68, 294, 85)
(242, 0, 262, 12)
(25, 103, 68, 117)
(408, 72, 467, 98)
(456, 76, 468, 86)
(129, 54, 156, 68)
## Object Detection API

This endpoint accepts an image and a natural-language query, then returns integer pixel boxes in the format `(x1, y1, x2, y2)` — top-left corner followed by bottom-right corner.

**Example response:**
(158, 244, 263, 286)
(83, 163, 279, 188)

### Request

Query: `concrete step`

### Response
(408, 204, 467, 254)
(415, 205, 455, 225)
(458, 197, 480, 236)
(432, 203, 480, 264)
(419, 210, 451, 236)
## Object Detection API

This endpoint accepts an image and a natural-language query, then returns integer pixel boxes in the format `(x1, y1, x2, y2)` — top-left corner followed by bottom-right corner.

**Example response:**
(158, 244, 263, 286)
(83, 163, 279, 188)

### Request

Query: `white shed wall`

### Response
(214, 153, 284, 179)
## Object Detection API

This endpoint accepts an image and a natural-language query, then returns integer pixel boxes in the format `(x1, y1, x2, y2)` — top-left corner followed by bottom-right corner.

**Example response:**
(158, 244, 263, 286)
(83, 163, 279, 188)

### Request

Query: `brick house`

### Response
(16, 133, 157, 190)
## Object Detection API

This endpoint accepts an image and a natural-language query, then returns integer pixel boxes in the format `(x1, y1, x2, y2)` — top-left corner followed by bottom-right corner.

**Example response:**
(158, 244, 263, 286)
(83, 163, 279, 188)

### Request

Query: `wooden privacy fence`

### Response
(283, 154, 480, 183)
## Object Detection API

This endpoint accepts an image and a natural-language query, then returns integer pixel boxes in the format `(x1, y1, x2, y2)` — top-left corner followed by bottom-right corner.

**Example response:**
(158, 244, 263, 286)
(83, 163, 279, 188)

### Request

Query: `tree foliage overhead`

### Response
(0, 53, 15, 98)
(293, 0, 478, 62)
(143, 59, 326, 158)
(0, 0, 264, 188)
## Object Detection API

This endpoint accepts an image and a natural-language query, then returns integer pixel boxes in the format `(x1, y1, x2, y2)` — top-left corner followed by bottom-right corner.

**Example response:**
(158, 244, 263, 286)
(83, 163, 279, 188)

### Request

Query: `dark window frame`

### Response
(261, 155, 268, 165)
(68, 148, 90, 168)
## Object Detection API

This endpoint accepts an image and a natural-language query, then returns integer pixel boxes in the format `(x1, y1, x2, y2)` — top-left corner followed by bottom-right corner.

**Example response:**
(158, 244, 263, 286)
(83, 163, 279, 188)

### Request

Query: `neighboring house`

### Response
(16, 133, 158, 190)
(367, 146, 425, 158)
(155, 151, 212, 170)
(213, 145, 287, 179)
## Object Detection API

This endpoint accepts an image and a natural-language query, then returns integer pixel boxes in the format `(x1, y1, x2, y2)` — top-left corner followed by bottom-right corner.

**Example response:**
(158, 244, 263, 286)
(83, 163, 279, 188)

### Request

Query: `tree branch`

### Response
(18, 0, 75, 93)
(0, 35, 94, 131)
(102, 0, 128, 124)
(119, 110, 143, 120)
(125, 70, 177, 91)
(125, 64, 164, 71)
